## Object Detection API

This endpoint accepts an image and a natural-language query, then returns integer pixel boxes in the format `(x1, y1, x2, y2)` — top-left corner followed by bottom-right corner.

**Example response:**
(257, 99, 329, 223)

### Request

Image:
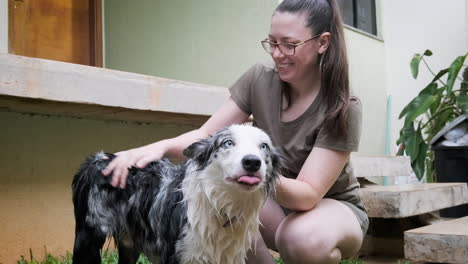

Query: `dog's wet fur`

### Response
(72, 125, 283, 264)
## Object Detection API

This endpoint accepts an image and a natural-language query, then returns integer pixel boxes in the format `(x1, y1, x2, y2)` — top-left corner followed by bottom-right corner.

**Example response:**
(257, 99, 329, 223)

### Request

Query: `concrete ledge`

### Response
(0, 54, 229, 125)
(405, 216, 468, 263)
(361, 183, 468, 218)
(350, 155, 413, 178)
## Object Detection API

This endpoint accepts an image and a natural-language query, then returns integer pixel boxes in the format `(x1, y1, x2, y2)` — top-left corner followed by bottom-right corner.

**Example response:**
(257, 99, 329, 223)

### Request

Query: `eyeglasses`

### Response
(261, 33, 322, 56)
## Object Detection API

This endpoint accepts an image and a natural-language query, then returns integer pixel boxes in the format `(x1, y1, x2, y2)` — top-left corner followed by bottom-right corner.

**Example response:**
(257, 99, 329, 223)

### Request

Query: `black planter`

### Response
(432, 145, 468, 218)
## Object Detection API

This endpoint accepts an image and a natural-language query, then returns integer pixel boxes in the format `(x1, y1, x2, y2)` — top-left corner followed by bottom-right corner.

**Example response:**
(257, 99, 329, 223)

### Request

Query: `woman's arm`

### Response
(103, 97, 249, 188)
(275, 147, 350, 211)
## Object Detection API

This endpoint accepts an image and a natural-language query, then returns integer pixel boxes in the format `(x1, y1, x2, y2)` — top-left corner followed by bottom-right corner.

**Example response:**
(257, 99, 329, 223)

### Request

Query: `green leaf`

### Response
(410, 124, 426, 163)
(431, 68, 449, 83)
(413, 136, 428, 181)
(397, 122, 420, 162)
(399, 94, 437, 127)
(446, 54, 467, 93)
(418, 82, 438, 96)
(423, 50, 433, 56)
(458, 93, 468, 114)
(410, 50, 433, 79)
(396, 125, 411, 148)
(410, 55, 423, 79)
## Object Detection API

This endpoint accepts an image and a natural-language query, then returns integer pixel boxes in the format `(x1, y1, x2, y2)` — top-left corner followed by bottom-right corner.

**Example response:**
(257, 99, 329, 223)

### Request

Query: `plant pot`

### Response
(432, 145, 468, 218)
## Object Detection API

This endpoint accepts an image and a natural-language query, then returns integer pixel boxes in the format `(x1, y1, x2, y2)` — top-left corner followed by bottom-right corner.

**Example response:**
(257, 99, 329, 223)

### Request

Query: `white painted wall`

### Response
(345, 29, 387, 155)
(380, 0, 468, 153)
(0, 0, 7, 53)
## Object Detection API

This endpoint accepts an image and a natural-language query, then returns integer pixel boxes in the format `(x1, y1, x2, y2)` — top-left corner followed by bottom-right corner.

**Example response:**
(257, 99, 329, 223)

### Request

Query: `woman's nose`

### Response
(271, 46, 285, 59)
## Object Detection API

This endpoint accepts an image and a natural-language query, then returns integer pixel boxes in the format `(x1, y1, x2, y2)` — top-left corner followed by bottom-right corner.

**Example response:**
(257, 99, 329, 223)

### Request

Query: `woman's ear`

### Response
(318, 32, 331, 54)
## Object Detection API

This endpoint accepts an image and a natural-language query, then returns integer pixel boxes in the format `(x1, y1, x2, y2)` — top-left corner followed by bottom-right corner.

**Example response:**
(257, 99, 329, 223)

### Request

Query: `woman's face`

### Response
(268, 12, 323, 85)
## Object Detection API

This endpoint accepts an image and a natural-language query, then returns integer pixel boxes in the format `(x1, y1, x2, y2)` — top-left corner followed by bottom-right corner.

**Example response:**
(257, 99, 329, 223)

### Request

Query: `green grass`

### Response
(16, 249, 151, 264)
(20, 249, 415, 264)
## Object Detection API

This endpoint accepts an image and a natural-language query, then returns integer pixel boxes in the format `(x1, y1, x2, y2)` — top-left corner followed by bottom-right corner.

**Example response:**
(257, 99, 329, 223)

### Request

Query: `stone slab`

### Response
(361, 183, 468, 218)
(0, 54, 229, 124)
(350, 155, 413, 178)
(404, 216, 468, 263)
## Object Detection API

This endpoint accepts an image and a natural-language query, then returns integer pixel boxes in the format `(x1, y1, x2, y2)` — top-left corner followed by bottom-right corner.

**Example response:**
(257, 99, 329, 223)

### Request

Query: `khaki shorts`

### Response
(339, 200, 369, 236)
(282, 199, 369, 237)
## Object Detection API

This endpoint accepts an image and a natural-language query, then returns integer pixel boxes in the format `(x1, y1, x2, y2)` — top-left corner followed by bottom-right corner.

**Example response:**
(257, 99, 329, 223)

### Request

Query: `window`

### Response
(337, 0, 377, 36)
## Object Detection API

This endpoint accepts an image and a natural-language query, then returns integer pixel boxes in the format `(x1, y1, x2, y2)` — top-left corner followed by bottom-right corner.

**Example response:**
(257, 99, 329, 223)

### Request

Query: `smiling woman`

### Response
(103, 1, 367, 263)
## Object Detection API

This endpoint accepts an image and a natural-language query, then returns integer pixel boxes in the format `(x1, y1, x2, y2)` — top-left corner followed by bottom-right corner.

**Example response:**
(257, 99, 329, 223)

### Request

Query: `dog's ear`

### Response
(183, 138, 211, 166)
(271, 146, 285, 172)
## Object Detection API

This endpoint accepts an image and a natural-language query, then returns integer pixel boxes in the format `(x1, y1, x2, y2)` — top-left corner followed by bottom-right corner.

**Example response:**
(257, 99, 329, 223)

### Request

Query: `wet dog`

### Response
(72, 125, 282, 264)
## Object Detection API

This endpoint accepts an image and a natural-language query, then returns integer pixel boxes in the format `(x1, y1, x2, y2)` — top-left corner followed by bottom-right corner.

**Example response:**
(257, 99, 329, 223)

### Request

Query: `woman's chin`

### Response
(278, 72, 294, 83)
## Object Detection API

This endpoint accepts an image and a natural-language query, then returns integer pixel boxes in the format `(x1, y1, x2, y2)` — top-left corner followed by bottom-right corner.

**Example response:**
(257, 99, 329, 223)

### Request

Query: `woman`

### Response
(103, 0, 368, 263)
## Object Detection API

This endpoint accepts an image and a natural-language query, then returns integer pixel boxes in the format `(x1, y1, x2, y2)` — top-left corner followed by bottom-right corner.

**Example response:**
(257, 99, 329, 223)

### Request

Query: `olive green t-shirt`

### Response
(229, 61, 363, 201)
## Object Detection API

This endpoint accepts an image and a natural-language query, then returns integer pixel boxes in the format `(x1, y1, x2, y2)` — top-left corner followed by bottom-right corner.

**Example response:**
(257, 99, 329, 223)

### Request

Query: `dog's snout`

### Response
(242, 155, 261, 172)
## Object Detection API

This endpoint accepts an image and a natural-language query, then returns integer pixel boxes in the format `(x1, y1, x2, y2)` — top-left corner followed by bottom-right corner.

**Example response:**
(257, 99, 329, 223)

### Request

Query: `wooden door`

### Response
(8, 0, 102, 66)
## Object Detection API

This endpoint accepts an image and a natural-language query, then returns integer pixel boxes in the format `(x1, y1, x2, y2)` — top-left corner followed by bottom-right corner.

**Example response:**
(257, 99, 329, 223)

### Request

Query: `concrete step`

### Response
(351, 155, 413, 178)
(405, 216, 468, 263)
(361, 183, 468, 218)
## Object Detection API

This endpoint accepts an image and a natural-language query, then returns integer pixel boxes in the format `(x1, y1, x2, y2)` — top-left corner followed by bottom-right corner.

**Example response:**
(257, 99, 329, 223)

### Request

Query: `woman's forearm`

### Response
(154, 129, 210, 160)
(275, 176, 322, 211)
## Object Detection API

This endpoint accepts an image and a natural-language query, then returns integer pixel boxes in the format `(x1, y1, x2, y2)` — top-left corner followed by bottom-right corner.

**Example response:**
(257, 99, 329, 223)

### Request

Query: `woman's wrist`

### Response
(274, 175, 319, 211)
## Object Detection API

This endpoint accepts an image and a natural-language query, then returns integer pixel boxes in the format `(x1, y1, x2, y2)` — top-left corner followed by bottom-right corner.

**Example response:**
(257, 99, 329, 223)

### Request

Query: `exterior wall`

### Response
(104, 0, 276, 87)
(380, 0, 468, 152)
(0, 111, 195, 263)
(345, 29, 387, 155)
(0, 0, 7, 53)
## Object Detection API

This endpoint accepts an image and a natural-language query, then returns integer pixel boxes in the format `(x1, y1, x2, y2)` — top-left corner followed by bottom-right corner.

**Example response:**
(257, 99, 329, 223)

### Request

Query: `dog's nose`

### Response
(242, 155, 261, 172)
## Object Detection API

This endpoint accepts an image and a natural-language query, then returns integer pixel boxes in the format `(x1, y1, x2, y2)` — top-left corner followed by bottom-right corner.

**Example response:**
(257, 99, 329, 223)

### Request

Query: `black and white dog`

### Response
(72, 125, 282, 264)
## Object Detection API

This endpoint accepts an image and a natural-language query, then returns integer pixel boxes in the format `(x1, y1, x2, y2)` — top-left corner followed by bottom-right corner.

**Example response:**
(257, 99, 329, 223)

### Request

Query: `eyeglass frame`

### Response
(261, 33, 322, 56)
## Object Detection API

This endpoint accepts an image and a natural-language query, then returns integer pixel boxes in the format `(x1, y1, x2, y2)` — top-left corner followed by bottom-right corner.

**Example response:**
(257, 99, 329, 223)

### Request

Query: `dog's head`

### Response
(183, 125, 283, 194)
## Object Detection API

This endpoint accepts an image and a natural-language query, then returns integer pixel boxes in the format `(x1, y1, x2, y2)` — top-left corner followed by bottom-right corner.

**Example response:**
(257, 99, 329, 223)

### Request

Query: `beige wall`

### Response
(0, 111, 195, 263)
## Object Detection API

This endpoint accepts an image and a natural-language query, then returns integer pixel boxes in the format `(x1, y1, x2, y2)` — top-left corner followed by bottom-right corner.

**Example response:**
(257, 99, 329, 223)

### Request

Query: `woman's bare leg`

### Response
(275, 198, 364, 264)
(246, 198, 286, 264)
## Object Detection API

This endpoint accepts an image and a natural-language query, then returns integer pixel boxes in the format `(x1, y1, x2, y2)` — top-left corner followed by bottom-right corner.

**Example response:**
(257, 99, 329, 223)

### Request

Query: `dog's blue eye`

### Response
(223, 140, 234, 148)
(260, 143, 269, 150)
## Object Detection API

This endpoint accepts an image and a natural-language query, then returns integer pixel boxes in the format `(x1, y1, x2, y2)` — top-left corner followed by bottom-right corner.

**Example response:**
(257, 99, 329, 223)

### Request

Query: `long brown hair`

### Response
(276, 0, 350, 137)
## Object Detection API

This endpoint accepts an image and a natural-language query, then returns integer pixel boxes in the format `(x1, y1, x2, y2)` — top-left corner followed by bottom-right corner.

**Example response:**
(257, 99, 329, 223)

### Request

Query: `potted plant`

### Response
(397, 50, 468, 182)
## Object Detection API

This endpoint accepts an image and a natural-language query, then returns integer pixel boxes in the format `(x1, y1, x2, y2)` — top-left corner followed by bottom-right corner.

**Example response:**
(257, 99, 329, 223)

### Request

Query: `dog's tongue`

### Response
(238, 175, 260, 185)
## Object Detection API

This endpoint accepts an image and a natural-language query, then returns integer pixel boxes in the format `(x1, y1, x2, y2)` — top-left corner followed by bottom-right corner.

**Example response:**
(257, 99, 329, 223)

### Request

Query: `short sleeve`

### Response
(228, 64, 260, 115)
(315, 98, 362, 152)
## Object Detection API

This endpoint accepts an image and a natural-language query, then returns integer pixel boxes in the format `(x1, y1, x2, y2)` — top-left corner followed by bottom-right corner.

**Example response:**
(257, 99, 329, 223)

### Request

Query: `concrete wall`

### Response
(345, 29, 387, 155)
(104, 0, 276, 87)
(0, 111, 195, 263)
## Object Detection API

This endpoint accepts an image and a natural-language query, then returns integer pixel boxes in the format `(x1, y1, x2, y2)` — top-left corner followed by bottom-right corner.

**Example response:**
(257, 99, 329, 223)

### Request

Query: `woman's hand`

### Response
(102, 143, 167, 189)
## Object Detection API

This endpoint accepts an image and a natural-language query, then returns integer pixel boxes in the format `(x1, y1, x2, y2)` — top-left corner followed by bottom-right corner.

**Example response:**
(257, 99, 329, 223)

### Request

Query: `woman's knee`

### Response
(275, 223, 342, 264)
